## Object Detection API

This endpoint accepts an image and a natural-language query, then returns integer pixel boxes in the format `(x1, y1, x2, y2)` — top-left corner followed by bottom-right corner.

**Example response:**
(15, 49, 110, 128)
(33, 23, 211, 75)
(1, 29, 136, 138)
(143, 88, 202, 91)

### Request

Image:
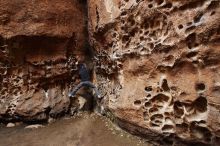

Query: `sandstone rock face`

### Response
(0, 0, 87, 121)
(89, 0, 220, 145)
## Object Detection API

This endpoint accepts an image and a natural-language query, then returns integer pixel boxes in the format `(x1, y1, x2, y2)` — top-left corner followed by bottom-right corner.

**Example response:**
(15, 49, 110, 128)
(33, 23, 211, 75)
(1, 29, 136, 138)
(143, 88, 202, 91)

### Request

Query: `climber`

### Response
(68, 62, 101, 99)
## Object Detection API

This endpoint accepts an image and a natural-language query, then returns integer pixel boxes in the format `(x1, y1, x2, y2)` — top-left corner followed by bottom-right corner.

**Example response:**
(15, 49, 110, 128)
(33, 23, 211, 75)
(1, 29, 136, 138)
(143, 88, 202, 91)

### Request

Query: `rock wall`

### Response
(1, 0, 220, 145)
(0, 0, 87, 121)
(88, 0, 220, 145)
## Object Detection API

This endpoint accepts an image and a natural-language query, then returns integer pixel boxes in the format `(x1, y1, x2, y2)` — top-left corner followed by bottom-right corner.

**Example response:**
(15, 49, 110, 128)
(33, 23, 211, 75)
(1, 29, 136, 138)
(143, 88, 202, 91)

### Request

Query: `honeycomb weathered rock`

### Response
(88, 0, 220, 145)
(0, 0, 87, 121)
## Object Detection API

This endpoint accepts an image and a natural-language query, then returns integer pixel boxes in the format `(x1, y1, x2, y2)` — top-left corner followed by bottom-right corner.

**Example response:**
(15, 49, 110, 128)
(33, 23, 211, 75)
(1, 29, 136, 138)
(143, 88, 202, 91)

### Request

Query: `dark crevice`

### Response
(179, 0, 206, 11)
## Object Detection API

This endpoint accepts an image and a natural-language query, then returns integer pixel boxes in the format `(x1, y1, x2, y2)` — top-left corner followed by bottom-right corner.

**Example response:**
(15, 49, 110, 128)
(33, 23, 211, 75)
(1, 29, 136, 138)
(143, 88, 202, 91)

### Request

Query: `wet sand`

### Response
(0, 113, 152, 146)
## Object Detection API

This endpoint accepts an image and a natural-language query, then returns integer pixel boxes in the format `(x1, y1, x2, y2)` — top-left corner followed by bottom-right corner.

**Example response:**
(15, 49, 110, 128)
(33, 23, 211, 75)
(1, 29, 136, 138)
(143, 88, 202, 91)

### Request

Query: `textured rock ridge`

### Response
(0, 0, 87, 121)
(88, 0, 220, 145)
(0, 0, 220, 145)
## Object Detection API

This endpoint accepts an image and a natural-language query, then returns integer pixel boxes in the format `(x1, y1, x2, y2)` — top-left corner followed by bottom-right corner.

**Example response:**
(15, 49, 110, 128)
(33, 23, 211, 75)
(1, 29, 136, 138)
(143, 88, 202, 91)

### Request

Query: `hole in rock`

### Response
(150, 122, 160, 127)
(108, 42, 113, 47)
(149, 107, 159, 113)
(148, 4, 153, 8)
(140, 36, 144, 41)
(144, 102, 151, 108)
(210, 11, 215, 16)
(194, 13, 203, 23)
(174, 101, 184, 118)
(145, 31, 149, 35)
(151, 114, 163, 120)
(147, 94, 151, 98)
(180, 92, 187, 97)
(134, 100, 142, 105)
(129, 27, 138, 37)
(176, 123, 188, 133)
(187, 22, 192, 26)
(151, 114, 163, 124)
(122, 35, 130, 43)
(185, 26, 196, 33)
(170, 86, 177, 91)
(195, 83, 205, 91)
(154, 120, 162, 124)
(143, 22, 149, 29)
(149, 43, 154, 49)
(190, 123, 212, 140)
(178, 24, 183, 29)
(128, 19, 135, 26)
(155, 103, 163, 108)
(156, 0, 164, 5)
(162, 125, 174, 131)
(192, 60, 199, 64)
(151, 93, 170, 103)
(161, 79, 170, 92)
(112, 33, 117, 38)
(186, 33, 196, 49)
(184, 103, 194, 113)
(145, 86, 153, 92)
(186, 51, 198, 58)
(193, 96, 207, 112)
(164, 112, 171, 116)
(121, 11, 127, 16)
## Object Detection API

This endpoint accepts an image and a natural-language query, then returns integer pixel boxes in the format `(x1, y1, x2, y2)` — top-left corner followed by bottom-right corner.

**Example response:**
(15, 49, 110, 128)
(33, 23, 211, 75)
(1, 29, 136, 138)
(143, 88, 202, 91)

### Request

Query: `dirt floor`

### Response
(0, 113, 153, 146)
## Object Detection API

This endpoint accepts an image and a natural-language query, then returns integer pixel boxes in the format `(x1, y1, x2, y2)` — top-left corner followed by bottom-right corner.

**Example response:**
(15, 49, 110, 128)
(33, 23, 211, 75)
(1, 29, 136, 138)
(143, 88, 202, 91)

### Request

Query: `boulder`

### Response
(6, 122, 15, 128)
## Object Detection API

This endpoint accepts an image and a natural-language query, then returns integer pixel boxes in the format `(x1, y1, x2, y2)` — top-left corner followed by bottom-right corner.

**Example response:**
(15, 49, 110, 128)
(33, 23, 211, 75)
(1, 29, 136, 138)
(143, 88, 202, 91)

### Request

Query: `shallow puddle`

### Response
(0, 113, 152, 146)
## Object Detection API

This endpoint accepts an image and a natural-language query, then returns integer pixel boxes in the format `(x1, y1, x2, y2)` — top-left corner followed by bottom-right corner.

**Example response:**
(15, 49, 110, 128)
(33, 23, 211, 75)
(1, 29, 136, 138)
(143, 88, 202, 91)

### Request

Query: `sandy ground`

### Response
(0, 113, 153, 146)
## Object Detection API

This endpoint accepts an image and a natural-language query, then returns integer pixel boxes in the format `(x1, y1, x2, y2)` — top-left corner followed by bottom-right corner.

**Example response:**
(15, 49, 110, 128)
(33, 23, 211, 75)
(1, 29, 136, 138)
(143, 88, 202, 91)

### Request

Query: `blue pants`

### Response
(69, 81, 101, 98)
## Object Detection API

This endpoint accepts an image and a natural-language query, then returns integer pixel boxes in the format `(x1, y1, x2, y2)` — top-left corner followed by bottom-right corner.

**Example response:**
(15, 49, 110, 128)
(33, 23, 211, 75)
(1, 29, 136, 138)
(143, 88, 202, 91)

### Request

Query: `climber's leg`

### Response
(68, 82, 84, 97)
(68, 81, 101, 98)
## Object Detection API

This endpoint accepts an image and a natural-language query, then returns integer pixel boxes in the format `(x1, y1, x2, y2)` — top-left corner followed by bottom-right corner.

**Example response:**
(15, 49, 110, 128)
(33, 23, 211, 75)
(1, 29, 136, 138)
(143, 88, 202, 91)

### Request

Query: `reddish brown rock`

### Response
(89, 0, 220, 145)
(0, 0, 87, 121)
(0, 0, 84, 36)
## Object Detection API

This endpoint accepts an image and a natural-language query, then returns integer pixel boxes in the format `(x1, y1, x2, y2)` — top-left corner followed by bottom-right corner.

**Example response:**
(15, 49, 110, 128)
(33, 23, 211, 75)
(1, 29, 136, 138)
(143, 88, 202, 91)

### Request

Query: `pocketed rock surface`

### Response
(0, 0, 220, 145)
(0, 0, 87, 121)
(88, 0, 220, 145)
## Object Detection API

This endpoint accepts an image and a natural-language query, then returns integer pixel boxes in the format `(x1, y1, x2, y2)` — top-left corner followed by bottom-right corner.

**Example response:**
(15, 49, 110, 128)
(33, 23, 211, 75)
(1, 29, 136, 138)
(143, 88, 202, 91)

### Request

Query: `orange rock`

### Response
(88, 0, 220, 145)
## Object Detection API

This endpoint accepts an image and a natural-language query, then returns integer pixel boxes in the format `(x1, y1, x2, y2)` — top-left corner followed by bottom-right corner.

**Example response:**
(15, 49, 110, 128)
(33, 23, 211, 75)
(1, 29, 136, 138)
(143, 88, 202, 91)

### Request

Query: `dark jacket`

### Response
(78, 63, 90, 81)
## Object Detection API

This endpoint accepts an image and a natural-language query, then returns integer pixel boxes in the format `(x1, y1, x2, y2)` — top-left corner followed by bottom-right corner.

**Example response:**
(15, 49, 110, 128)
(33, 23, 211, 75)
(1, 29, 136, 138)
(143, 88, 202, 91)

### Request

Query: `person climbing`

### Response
(68, 62, 101, 99)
